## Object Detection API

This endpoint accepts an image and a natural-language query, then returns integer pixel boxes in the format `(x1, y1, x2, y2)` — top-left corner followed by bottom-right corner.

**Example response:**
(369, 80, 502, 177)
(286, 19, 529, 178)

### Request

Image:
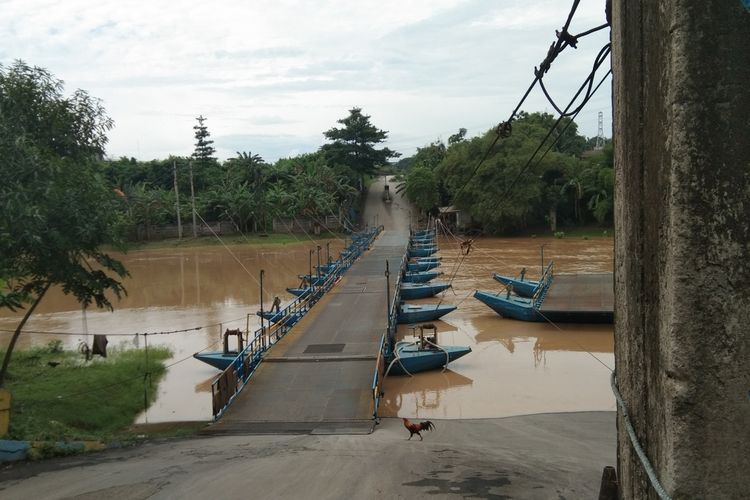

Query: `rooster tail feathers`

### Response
(420, 421, 435, 431)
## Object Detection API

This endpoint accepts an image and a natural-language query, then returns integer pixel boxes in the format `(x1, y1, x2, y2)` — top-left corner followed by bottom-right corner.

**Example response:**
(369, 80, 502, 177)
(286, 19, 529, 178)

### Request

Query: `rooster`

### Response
(402, 417, 435, 440)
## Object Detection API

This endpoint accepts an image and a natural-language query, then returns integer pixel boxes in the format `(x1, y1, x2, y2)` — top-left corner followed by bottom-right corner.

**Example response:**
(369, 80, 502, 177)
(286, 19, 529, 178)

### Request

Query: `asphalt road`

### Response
(0, 413, 615, 499)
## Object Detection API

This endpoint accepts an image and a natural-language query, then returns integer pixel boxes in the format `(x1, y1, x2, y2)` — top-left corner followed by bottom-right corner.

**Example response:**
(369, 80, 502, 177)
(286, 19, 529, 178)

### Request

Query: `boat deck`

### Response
(206, 180, 408, 435)
(539, 273, 613, 316)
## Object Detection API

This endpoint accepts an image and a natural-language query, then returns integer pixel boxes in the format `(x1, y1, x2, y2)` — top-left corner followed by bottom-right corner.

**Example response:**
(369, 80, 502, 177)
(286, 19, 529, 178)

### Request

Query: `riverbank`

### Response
(1, 343, 172, 447)
(123, 231, 343, 251)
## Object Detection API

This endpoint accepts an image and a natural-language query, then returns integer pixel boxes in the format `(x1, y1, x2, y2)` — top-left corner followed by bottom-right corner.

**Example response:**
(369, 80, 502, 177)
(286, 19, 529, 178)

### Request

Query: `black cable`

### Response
(537, 44, 611, 117)
(501, 44, 611, 196)
(448, 0, 586, 203)
(503, 68, 612, 198)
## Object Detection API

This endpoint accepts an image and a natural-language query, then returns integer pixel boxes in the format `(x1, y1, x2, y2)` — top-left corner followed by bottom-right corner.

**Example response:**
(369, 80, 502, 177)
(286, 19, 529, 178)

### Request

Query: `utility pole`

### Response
(189, 161, 197, 238)
(173, 160, 182, 239)
(595, 111, 605, 150)
(316, 245, 322, 280)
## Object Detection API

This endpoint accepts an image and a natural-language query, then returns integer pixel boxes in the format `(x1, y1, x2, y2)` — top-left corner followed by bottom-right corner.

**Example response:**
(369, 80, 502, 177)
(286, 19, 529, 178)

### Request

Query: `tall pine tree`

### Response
(192, 115, 216, 164)
(191, 114, 217, 189)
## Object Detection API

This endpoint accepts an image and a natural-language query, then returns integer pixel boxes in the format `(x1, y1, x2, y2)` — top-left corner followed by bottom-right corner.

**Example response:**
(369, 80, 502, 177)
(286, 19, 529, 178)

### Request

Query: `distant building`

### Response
(438, 206, 472, 231)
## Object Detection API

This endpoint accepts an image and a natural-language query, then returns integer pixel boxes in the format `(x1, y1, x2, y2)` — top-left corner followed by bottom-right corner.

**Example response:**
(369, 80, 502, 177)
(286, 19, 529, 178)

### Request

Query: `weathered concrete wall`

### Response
(612, 1, 750, 498)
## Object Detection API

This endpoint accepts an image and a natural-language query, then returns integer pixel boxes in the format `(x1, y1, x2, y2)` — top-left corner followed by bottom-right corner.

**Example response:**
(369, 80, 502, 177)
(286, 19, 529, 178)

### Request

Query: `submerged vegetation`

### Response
(2, 342, 171, 442)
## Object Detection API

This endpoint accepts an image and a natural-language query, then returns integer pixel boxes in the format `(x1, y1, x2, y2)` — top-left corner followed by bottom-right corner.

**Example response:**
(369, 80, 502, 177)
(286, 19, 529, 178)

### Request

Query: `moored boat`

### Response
(407, 261, 440, 272)
(402, 270, 442, 283)
(397, 303, 456, 323)
(400, 281, 451, 299)
(299, 274, 329, 286)
(387, 343, 471, 375)
(192, 351, 238, 371)
(492, 274, 540, 298)
(287, 287, 312, 297)
(409, 246, 438, 258)
(473, 290, 539, 321)
(385, 324, 470, 375)
(194, 328, 246, 370)
(258, 310, 303, 326)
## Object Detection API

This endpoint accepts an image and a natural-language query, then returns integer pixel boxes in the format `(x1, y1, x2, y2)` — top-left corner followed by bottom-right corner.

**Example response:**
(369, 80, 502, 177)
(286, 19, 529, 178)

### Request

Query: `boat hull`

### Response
(259, 311, 302, 326)
(474, 290, 614, 323)
(492, 274, 540, 298)
(409, 247, 438, 257)
(193, 352, 238, 370)
(287, 287, 311, 297)
(397, 304, 457, 324)
(407, 261, 440, 272)
(403, 271, 442, 283)
(400, 282, 451, 299)
(387, 344, 471, 375)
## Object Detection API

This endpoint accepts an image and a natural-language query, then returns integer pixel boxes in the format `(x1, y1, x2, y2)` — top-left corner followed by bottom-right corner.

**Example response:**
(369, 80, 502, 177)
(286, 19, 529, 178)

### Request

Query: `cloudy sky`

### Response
(1, 0, 612, 162)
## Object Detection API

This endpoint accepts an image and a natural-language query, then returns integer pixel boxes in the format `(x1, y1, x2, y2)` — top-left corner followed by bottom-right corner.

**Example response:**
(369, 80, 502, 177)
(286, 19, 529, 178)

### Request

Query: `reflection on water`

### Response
(1, 235, 615, 422)
(380, 235, 616, 419)
(0, 240, 343, 422)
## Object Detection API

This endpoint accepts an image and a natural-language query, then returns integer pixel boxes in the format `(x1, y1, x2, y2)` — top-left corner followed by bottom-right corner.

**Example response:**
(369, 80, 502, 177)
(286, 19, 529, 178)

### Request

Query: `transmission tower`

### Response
(595, 111, 604, 150)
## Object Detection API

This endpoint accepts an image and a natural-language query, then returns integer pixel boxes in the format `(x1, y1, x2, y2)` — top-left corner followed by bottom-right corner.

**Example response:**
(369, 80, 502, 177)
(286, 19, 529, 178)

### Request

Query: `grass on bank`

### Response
(125, 231, 344, 251)
(2, 341, 172, 443)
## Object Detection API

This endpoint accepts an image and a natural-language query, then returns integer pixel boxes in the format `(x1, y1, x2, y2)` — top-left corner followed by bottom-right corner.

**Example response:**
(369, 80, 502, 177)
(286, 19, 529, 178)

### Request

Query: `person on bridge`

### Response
(272, 296, 281, 313)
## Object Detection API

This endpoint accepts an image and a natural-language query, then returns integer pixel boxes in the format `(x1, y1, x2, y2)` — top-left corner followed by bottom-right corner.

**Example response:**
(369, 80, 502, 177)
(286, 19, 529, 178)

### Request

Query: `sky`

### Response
(1, 0, 613, 162)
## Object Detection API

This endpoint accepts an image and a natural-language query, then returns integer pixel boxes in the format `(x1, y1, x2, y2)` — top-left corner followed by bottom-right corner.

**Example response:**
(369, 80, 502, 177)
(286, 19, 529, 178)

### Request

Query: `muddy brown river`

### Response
(0, 235, 614, 422)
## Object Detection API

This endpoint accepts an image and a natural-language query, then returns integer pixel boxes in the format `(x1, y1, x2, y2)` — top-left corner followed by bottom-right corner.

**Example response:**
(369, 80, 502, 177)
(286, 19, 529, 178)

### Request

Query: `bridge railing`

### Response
(372, 333, 387, 418)
(372, 248, 408, 418)
(532, 260, 555, 308)
(210, 226, 383, 419)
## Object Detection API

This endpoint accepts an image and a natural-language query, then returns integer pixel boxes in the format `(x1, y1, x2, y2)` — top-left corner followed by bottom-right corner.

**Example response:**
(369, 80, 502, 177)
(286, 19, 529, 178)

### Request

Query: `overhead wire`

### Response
(447, 0, 610, 204)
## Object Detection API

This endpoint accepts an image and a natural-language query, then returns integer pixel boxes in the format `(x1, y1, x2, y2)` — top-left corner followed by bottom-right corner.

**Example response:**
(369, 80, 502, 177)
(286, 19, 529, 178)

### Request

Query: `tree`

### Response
(321, 107, 399, 187)
(448, 127, 467, 145)
(191, 115, 219, 190)
(0, 61, 128, 386)
(192, 115, 216, 164)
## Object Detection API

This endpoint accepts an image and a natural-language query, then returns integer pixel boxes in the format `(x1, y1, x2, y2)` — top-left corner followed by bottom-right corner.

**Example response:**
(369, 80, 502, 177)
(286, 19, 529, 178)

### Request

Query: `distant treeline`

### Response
(391, 112, 613, 234)
(101, 107, 399, 236)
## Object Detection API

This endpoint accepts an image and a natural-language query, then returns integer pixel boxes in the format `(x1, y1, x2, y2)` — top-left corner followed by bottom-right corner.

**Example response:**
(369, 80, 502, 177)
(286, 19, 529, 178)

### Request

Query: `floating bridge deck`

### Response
(538, 273, 614, 323)
(207, 180, 409, 435)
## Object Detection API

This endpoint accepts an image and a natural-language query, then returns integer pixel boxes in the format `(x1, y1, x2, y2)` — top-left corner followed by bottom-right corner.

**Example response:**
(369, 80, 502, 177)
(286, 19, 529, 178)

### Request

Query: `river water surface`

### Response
(0, 235, 614, 422)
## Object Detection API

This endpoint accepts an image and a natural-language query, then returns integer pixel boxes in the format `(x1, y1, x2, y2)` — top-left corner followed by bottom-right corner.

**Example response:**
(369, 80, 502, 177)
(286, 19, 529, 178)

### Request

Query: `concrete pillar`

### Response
(612, 1, 750, 498)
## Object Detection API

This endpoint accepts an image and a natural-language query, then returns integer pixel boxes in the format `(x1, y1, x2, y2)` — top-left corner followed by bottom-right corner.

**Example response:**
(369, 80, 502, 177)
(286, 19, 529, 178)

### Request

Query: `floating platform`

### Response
(475, 273, 613, 323)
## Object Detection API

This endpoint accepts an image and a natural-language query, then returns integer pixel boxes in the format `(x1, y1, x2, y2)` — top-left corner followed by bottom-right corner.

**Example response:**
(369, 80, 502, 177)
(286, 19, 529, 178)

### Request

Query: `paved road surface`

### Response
(0, 413, 615, 499)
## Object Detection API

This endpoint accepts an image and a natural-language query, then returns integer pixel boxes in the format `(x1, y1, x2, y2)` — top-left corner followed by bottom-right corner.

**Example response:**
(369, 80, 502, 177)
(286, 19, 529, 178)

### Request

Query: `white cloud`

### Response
(1, 0, 612, 161)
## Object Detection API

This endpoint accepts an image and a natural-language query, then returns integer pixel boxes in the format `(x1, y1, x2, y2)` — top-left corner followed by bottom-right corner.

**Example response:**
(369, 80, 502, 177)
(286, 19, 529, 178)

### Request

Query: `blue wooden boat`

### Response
(299, 274, 329, 286)
(473, 289, 613, 323)
(492, 274, 540, 298)
(412, 256, 441, 262)
(387, 343, 471, 375)
(474, 290, 539, 321)
(407, 261, 440, 272)
(400, 282, 451, 299)
(409, 246, 438, 257)
(410, 237, 435, 245)
(193, 352, 237, 370)
(403, 271, 442, 283)
(194, 328, 245, 370)
(287, 287, 312, 297)
(397, 303, 456, 323)
(316, 262, 337, 273)
(258, 310, 303, 326)
(412, 229, 435, 237)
